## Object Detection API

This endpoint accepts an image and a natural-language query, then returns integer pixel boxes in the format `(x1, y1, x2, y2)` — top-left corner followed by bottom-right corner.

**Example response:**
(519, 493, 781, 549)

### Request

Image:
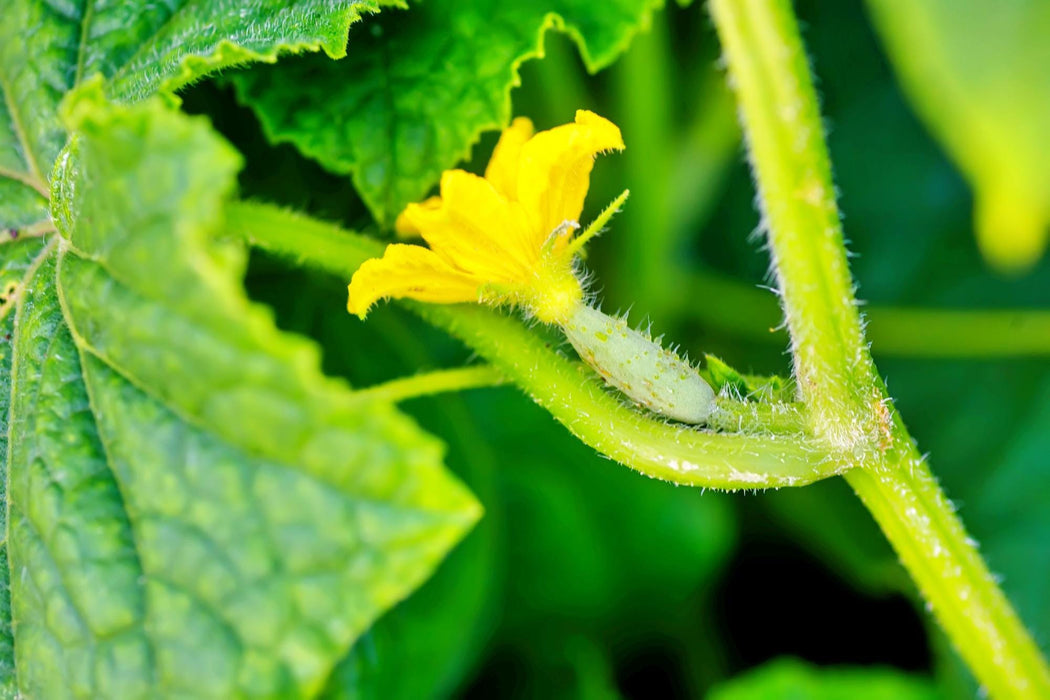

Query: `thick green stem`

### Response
(227, 201, 844, 489)
(846, 461, 1050, 699)
(708, 396, 807, 436)
(710, 0, 1050, 697)
(710, 0, 877, 447)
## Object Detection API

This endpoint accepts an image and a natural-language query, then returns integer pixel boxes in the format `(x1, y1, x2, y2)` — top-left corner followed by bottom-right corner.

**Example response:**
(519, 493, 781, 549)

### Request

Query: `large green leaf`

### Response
(248, 286, 501, 700)
(0, 0, 388, 230)
(228, 0, 670, 226)
(865, 0, 1050, 271)
(708, 658, 937, 700)
(4, 85, 479, 698)
(1, 2, 456, 694)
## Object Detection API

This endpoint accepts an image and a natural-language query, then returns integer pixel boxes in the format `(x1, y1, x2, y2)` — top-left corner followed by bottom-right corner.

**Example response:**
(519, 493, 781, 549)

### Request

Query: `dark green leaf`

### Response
(0, 0, 387, 228)
(704, 355, 794, 403)
(229, 0, 670, 225)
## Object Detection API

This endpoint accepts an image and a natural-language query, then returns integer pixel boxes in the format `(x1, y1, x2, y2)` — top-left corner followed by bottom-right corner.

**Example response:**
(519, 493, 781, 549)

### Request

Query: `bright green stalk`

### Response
(685, 269, 1050, 358)
(864, 307, 1050, 358)
(709, 1, 1050, 697)
(354, 365, 506, 403)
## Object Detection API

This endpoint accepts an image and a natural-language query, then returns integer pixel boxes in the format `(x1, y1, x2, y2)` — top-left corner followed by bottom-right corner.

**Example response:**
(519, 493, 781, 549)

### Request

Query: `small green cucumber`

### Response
(560, 304, 715, 424)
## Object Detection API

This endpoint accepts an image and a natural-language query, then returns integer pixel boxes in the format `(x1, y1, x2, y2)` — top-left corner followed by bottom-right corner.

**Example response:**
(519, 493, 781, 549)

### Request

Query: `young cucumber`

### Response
(560, 304, 715, 424)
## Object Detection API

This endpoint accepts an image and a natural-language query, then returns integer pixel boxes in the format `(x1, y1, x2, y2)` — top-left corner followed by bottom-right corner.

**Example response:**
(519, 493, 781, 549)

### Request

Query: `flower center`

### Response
(527, 262, 584, 325)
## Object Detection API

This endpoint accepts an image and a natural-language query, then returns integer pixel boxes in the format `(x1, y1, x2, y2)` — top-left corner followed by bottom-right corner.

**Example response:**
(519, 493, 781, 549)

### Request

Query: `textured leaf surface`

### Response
(708, 658, 937, 700)
(229, 0, 667, 225)
(3, 87, 479, 698)
(866, 0, 1050, 271)
(241, 274, 502, 700)
(0, 237, 46, 698)
(0, 0, 383, 229)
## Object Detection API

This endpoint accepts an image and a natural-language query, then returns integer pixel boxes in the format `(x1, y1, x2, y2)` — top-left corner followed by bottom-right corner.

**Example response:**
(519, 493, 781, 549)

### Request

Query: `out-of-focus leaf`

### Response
(708, 658, 937, 700)
(5, 86, 478, 698)
(228, 0, 671, 226)
(865, 0, 1050, 271)
(481, 391, 735, 631)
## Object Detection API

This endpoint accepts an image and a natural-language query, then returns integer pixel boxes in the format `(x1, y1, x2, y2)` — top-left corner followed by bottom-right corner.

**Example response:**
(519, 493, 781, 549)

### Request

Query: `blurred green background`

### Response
(181, 0, 1050, 696)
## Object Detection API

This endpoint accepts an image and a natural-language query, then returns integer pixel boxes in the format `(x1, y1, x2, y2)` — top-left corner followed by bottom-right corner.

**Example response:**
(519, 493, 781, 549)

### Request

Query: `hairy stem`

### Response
(710, 0, 1050, 697)
(846, 460, 1050, 699)
(227, 201, 844, 489)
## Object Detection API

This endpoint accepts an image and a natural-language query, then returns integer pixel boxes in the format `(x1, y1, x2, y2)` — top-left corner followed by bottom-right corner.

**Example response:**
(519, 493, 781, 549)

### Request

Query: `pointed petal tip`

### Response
(346, 281, 373, 319)
(573, 109, 625, 151)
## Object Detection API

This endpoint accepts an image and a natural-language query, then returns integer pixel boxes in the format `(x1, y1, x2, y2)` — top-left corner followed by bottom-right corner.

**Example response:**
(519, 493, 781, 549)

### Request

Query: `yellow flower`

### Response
(347, 110, 625, 324)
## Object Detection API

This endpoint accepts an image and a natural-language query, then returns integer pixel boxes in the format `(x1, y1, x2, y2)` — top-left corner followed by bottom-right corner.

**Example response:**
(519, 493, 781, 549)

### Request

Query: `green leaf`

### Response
(0, 236, 46, 699)
(4, 86, 479, 698)
(708, 658, 937, 700)
(0, 0, 387, 228)
(866, 0, 1050, 271)
(2, 3, 437, 693)
(228, 0, 669, 225)
(252, 296, 501, 700)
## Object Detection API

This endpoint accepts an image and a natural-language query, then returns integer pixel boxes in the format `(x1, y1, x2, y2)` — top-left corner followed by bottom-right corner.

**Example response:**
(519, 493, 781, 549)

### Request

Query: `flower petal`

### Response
(347, 244, 485, 318)
(394, 196, 441, 238)
(484, 116, 534, 199)
(400, 170, 537, 281)
(516, 110, 625, 243)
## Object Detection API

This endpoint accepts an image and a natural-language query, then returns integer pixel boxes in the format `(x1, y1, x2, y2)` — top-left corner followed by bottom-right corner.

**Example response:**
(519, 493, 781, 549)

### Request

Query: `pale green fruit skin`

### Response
(561, 304, 715, 424)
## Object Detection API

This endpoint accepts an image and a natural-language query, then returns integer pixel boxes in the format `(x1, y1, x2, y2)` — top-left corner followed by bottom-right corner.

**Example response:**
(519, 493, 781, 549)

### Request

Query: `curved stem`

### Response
(710, 0, 1050, 697)
(226, 201, 844, 490)
(711, 0, 875, 442)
